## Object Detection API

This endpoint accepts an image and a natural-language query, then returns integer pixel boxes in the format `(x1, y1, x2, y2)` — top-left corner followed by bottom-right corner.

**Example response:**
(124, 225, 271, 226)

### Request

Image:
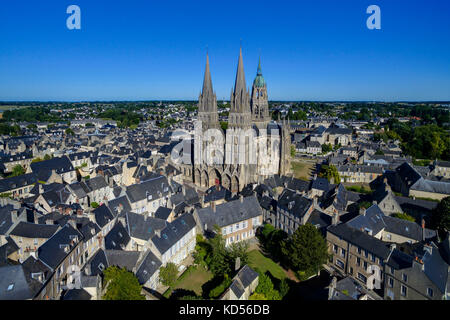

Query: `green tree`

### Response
(208, 225, 231, 276)
(9, 164, 25, 177)
(249, 292, 268, 300)
(65, 128, 75, 136)
(281, 224, 329, 275)
(321, 144, 332, 153)
(430, 196, 450, 239)
(159, 262, 178, 288)
(318, 164, 340, 184)
(279, 278, 290, 298)
(102, 266, 145, 300)
(290, 145, 296, 157)
(255, 273, 281, 300)
(44, 154, 52, 160)
(91, 202, 99, 209)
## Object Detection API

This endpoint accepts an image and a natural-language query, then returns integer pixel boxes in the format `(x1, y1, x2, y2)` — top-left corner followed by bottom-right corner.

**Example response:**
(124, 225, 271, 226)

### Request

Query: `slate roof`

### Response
(154, 207, 173, 221)
(0, 173, 37, 193)
(311, 178, 330, 192)
(84, 249, 108, 276)
(62, 288, 92, 300)
(125, 175, 172, 204)
(122, 211, 166, 241)
(135, 250, 162, 285)
(228, 265, 259, 299)
(195, 195, 263, 232)
(104, 221, 130, 250)
(347, 204, 436, 242)
(9, 221, 59, 239)
(0, 205, 15, 235)
(37, 223, 83, 270)
(327, 223, 391, 260)
(30, 156, 74, 181)
(277, 189, 313, 219)
(104, 250, 140, 271)
(93, 204, 115, 228)
(83, 176, 108, 192)
(107, 196, 132, 216)
(151, 212, 197, 255)
(0, 265, 33, 299)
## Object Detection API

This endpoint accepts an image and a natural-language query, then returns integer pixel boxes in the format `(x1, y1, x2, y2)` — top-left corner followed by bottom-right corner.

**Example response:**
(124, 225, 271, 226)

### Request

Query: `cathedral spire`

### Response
(234, 46, 247, 99)
(202, 53, 213, 96)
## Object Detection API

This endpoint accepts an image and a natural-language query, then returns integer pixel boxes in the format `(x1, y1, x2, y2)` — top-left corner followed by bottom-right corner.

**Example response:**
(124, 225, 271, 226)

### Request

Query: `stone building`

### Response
(180, 48, 291, 193)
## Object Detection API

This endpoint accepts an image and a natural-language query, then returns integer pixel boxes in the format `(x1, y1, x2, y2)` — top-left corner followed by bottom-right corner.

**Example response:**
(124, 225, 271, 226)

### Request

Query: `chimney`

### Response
(211, 201, 216, 213)
(117, 203, 123, 215)
(235, 257, 241, 272)
(421, 218, 426, 241)
(39, 183, 44, 195)
(182, 186, 186, 196)
(240, 195, 244, 203)
(328, 277, 337, 300)
(359, 207, 366, 216)
(332, 213, 339, 225)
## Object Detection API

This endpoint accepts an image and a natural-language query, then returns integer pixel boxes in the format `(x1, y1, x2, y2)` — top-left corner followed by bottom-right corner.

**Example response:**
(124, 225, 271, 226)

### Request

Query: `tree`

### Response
(279, 278, 290, 298)
(430, 196, 450, 239)
(318, 164, 340, 184)
(228, 241, 250, 266)
(281, 224, 329, 275)
(91, 202, 99, 209)
(208, 225, 231, 276)
(44, 154, 52, 160)
(159, 262, 178, 288)
(9, 164, 25, 177)
(321, 144, 332, 153)
(249, 292, 268, 300)
(290, 145, 296, 157)
(254, 273, 281, 300)
(102, 266, 145, 300)
(65, 128, 75, 136)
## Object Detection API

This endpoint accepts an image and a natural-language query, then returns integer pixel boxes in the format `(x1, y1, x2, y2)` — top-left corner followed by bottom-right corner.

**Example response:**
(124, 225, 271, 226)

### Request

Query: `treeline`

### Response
(377, 119, 450, 160)
(97, 108, 142, 128)
(2, 107, 64, 123)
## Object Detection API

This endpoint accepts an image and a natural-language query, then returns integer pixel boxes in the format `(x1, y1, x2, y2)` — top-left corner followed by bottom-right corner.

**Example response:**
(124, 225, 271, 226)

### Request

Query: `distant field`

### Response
(291, 160, 315, 181)
(0, 105, 31, 111)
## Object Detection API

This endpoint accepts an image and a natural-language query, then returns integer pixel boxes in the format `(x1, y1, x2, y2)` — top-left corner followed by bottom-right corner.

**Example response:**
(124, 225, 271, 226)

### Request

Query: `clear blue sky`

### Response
(0, 0, 449, 101)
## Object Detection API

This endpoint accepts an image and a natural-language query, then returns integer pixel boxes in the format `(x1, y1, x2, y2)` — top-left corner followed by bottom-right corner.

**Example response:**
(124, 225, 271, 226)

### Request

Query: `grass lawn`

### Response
(173, 266, 213, 296)
(248, 250, 287, 280)
(291, 160, 314, 181)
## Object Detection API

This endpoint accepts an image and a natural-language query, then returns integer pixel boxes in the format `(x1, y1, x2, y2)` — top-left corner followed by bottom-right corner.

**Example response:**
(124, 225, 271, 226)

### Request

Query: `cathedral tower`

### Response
(250, 57, 270, 128)
(198, 53, 219, 131)
(228, 47, 252, 129)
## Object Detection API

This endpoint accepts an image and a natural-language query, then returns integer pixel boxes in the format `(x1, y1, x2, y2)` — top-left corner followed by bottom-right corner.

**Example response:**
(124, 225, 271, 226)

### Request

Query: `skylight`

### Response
(7, 284, 14, 291)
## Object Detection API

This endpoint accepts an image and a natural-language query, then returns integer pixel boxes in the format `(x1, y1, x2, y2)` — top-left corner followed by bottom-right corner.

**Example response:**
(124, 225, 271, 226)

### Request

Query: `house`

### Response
(336, 164, 383, 184)
(125, 175, 172, 215)
(194, 195, 263, 246)
(326, 222, 392, 290)
(35, 223, 84, 300)
(0, 173, 38, 199)
(119, 211, 166, 251)
(104, 221, 131, 251)
(346, 204, 436, 244)
(384, 242, 450, 300)
(135, 249, 162, 291)
(149, 212, 196, 267)
(29, 156, 76, 184)
(431, 160, 450, 179)
(275, 189, 314, 235)
(306, 140, 321, 155)
(8, 222, 60, 262)
(220, 265, 259, 300)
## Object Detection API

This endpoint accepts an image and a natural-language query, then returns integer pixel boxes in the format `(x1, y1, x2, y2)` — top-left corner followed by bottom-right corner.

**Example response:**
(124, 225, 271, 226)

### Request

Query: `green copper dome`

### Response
(253, 58, 265, 88)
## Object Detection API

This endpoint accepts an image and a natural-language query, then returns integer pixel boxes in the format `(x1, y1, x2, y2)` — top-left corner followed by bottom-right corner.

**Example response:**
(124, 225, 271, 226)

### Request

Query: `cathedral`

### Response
(182, 48, 291, 193)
